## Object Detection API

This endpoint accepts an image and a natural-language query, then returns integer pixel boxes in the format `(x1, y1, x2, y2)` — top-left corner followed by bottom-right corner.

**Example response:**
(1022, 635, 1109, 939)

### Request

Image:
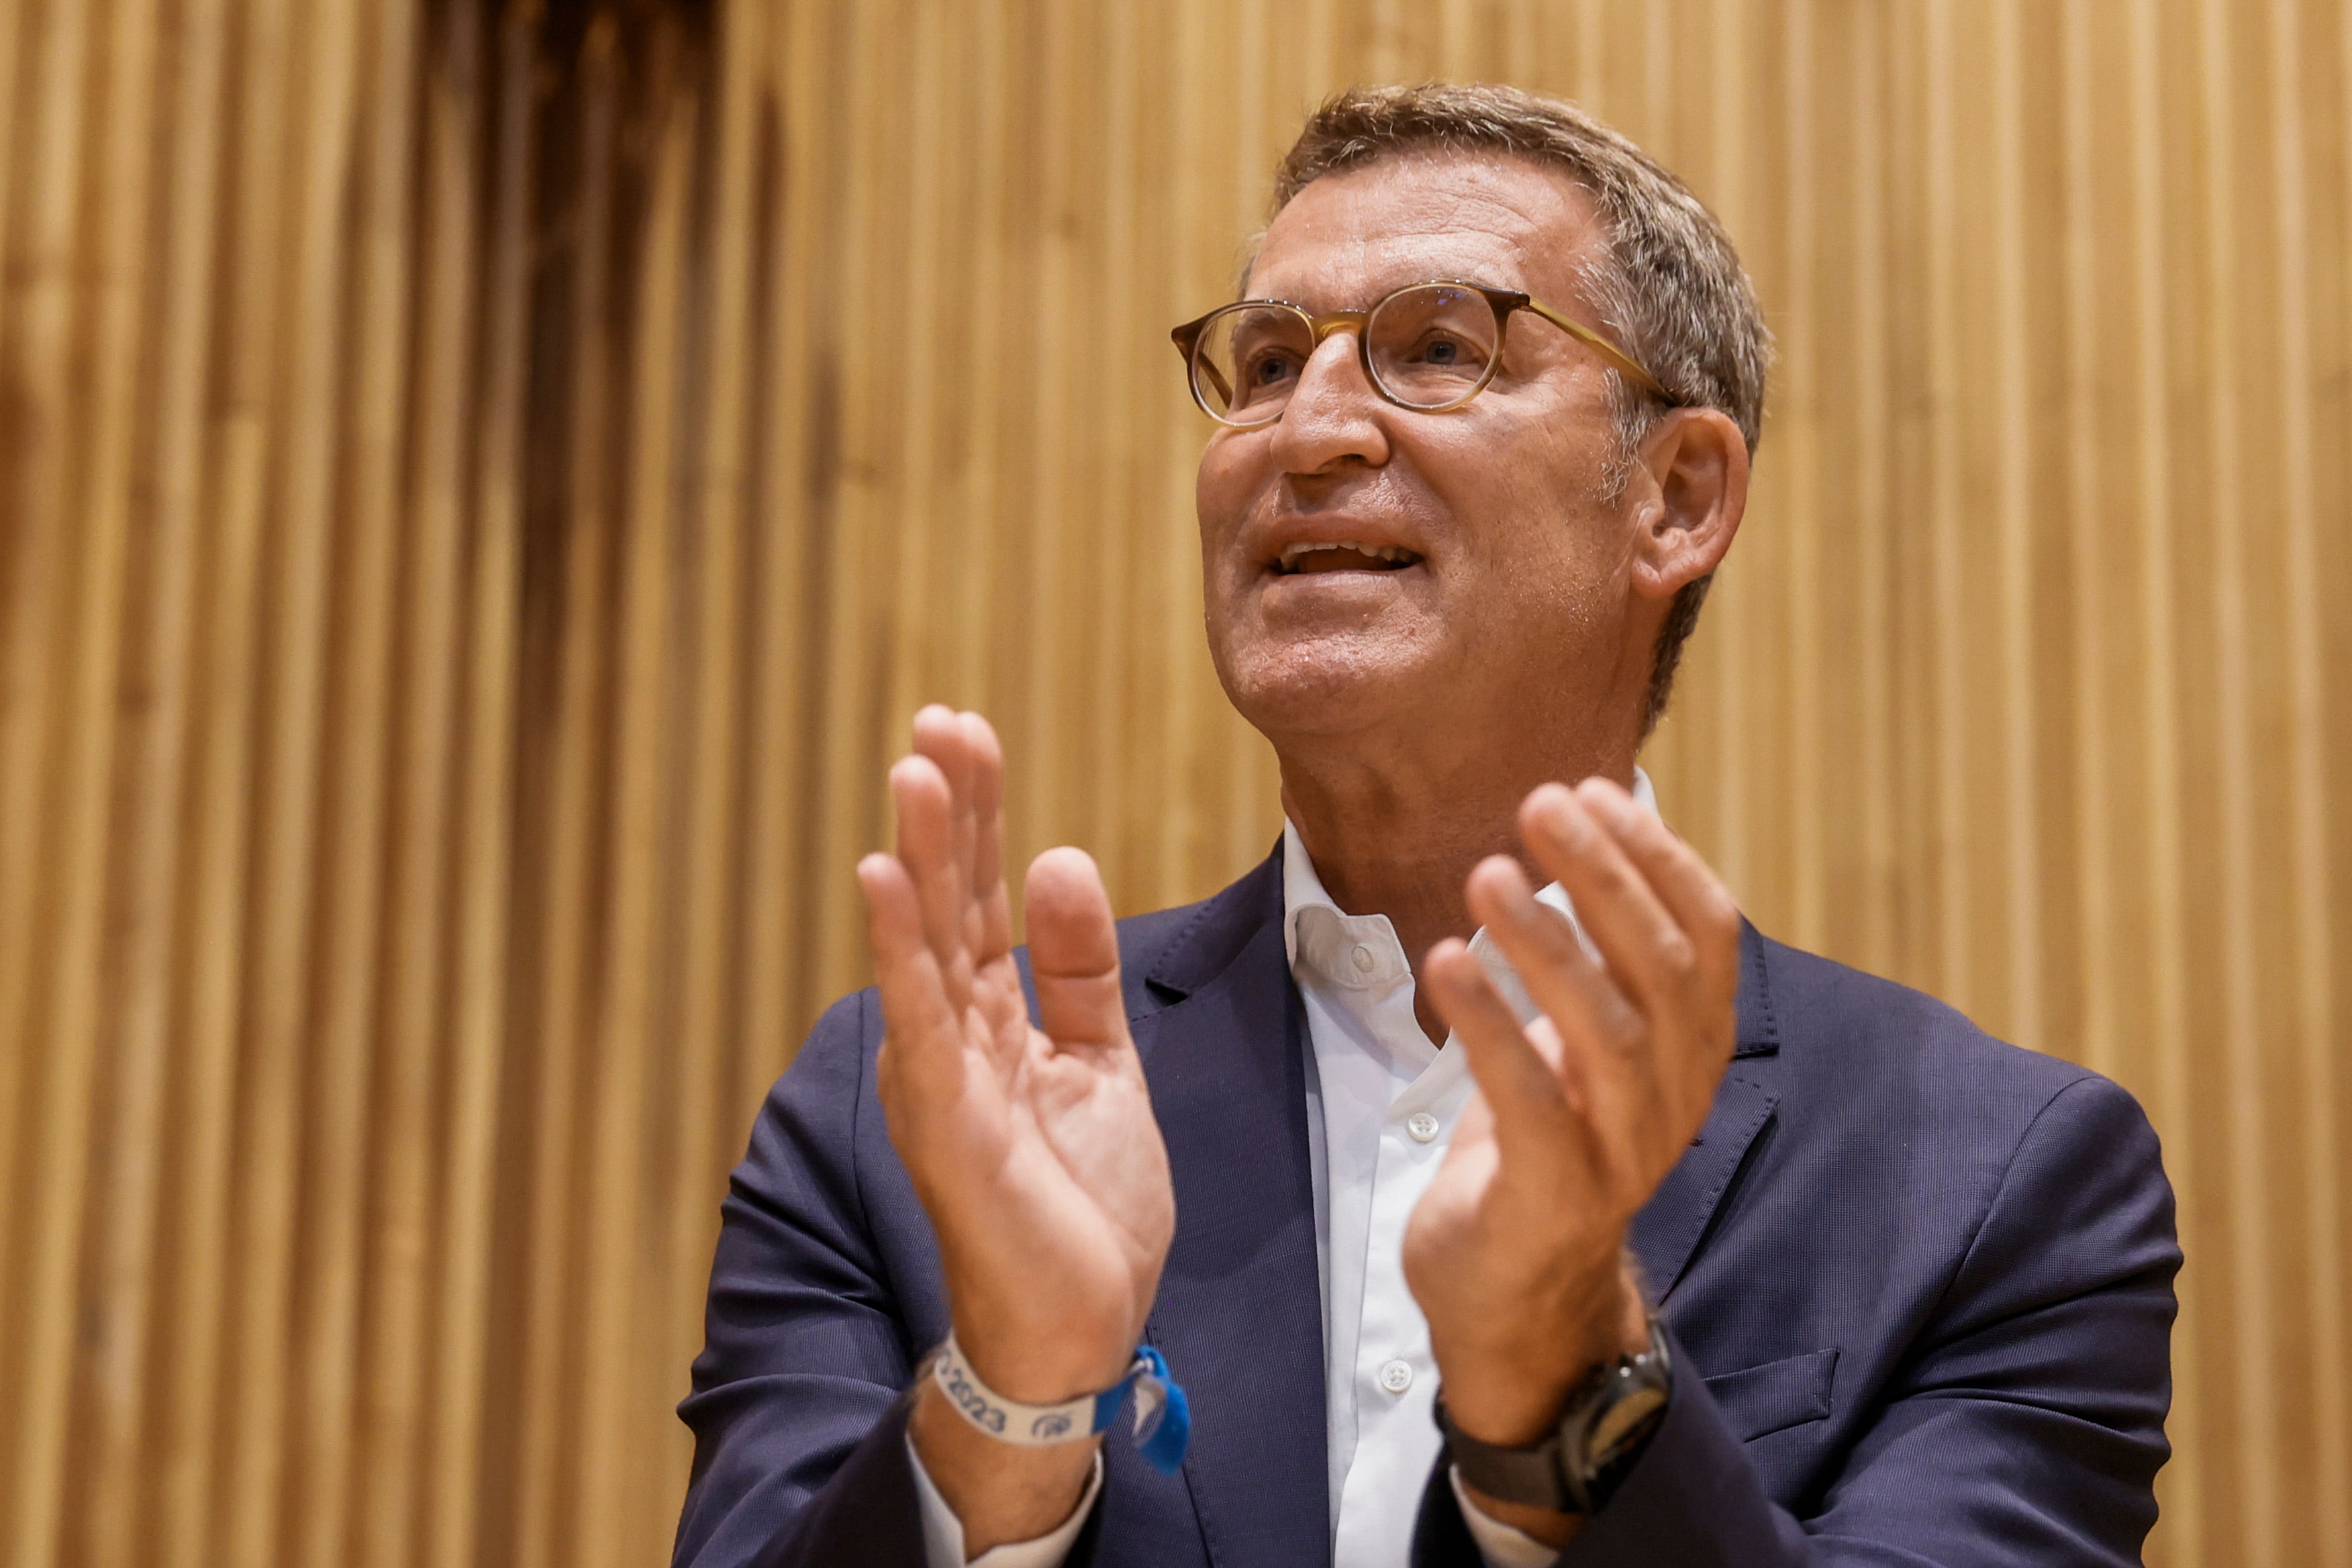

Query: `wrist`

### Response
(924, 1329, 1193, 1479)
(910, 1381, 1101, 1556)
(1440, 1306, 1673, 1532)
(948, 1306, 1138, 1407)
(1430, 1254, 1650, 1446)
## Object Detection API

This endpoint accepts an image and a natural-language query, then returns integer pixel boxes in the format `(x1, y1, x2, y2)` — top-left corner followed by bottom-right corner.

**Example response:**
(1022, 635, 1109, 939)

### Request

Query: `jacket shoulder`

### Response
(1755, 932, 2103, 1112)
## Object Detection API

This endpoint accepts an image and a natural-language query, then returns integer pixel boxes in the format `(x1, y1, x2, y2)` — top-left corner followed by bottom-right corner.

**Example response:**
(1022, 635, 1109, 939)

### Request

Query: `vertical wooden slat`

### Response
(1990, 0, 2041, 1053)
(13, 0, 158, 1557)
(222, 0, 363, 1559)
(573, 27, 689, 1567)
(287, 3, 420, 1563)
(2061, 0, 2117, 1089)
(806, 0, 895, 1006)
(1920, 0, 1970, 1014)
(2122, 0, 2203, 1553)
(1779, 0, 1823, 951)
(421, 8, 533, 1561)
(659, 19, 761, 1508)
(737, 0, 838, 1122)
(510, 22, 622, 1568)
(0, 14, 96, 1528)
(1700, 0, 1751, 895)
(147, 0, 252, 1561)
(1847, 0, 1895, 985)
(81, 0, 219, 1560)
(348, 3, 476, 1562)
(156, 0, 273, 1557)
(2192, 1, 2282, 1558)
(1155, 0, 1218, 901)
(2265, 1, 2350, 1557)
(0, 0, 24, 273)
(203, 1, 305, 1563)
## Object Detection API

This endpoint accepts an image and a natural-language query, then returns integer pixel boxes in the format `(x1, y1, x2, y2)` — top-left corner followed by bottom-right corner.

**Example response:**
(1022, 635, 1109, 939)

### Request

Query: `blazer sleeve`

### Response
(671, 990, 934, 1568)
(1414, 1073, 2182, 1567)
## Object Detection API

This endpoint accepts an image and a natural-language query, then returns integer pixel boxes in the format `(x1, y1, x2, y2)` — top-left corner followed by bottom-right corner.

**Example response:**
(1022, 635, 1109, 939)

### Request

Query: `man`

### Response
(673, 84, 2179, 1568)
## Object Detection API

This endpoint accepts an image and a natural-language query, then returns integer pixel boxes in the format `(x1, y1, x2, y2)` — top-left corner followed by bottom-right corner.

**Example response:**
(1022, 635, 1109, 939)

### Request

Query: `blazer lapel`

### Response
(1630, 922, 1783, 1298)
(1130, 857, 1329, 1568)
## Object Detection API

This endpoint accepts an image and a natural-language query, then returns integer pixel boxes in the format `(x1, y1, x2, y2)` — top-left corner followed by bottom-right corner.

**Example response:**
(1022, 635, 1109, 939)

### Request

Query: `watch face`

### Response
(1586, 1382, 1669, 1464)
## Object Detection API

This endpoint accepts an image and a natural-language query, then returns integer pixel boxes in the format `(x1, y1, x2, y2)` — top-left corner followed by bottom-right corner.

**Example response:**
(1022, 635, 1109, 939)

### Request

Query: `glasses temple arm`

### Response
(1520, 301, 1669, 400)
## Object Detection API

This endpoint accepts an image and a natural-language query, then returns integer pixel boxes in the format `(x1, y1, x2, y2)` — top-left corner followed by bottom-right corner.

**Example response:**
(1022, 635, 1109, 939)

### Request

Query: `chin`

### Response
(1211, 627, 1438, 742)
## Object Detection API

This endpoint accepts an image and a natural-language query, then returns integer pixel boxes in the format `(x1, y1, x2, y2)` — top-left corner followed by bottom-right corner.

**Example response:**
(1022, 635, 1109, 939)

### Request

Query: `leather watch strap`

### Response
(1432, 1314, 1674, 1516)
(1434, 1395, 1581, 1512)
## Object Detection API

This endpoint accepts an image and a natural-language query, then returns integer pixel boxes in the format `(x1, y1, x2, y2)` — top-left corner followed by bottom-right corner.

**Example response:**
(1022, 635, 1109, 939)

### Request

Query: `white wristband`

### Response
(928, 1333, 1191, 1473)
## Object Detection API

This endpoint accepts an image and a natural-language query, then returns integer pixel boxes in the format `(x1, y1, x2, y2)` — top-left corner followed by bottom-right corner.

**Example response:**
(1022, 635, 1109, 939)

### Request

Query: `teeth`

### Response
(1279, 540, 1418, 567)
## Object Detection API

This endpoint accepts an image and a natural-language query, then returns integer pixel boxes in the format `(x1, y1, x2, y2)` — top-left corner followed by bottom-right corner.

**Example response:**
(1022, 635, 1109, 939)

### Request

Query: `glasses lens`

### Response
(1192, 304, 1313, 423)
(1366, 285, 1501, 409)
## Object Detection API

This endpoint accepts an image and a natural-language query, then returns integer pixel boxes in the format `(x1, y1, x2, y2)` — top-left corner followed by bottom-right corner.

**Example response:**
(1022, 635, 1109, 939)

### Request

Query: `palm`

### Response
(952, 947, 1170, 1314)
(1404, 1079, 1559, 1291)
(861, 709, 1173, 1401)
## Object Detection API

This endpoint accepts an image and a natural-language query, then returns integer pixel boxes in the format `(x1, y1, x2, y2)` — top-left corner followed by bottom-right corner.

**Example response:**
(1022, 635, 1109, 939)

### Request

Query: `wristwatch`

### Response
(1433, 1314, 1673, 1515)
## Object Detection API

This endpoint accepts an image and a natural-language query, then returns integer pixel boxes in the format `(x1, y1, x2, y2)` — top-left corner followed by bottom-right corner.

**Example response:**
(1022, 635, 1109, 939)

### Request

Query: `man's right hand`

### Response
(859, 707, 1175, 1551)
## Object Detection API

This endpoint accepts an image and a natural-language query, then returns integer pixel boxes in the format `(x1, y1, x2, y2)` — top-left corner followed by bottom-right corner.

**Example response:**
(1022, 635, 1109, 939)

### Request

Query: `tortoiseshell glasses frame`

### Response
(1169, 279, 1668, 430)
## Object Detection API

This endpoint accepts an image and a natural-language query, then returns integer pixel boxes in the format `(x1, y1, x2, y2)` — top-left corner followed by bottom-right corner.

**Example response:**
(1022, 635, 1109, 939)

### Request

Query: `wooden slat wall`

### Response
(0, 1, 2345, 1565)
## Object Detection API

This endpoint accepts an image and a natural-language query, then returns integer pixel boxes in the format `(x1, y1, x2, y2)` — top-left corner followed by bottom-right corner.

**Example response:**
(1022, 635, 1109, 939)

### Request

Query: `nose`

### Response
(1267, 327, 1391, 475)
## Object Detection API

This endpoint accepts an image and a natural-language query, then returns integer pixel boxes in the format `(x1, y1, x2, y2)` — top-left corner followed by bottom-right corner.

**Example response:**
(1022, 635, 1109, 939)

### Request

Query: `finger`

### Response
(913, 703, 979, 909)
(1518, 783, 1693, 1021)
(961, 712, 1015, 960)
(1457, 857, 1648, 1171)
(889, 756, 973, 1001)
(1023, 846, 1130, 1055)
(857, 852, 966, 1101)
(1460, 852, 1639, 1066)
(1573, 781, 1739, 1140)
(910, 703, 976, 929)
(1422, 935, 1574, 1146)
(1574, 778, 1743, 1008)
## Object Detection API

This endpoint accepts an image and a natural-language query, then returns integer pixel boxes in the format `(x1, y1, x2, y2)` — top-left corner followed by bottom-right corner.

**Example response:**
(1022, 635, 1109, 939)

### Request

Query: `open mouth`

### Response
(1275, 540, 1426, 575)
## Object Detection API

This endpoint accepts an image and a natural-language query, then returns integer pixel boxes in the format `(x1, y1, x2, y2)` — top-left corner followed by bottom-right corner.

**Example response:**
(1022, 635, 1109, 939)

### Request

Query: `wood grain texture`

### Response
(0, 2, 2346, 1565)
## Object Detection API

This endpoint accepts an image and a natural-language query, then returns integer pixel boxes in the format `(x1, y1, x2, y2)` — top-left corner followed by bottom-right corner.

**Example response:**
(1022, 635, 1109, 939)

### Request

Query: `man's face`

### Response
(1196, 152, 1650, 753)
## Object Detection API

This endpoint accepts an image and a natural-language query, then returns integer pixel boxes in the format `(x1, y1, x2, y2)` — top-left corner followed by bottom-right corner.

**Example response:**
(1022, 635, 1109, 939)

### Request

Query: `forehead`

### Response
(1245, 150, 1605, 308)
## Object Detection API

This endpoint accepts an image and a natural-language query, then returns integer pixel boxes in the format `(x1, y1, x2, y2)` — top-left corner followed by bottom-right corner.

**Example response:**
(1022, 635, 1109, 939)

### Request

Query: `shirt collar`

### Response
(1281, 767, 1658, 985)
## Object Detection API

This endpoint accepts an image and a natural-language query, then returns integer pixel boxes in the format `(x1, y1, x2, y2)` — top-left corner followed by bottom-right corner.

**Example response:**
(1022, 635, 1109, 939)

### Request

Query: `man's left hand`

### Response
(1403, 777, 1743, 1504)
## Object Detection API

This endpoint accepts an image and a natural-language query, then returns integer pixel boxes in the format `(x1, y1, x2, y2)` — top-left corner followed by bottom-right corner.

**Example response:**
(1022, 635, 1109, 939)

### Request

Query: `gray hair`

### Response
(1268, 83, 1773, 734)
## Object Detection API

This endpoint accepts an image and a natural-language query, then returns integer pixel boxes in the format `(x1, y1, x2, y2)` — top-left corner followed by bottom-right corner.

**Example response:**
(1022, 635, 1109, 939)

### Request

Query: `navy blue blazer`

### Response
(675, 851, 2179, 1567)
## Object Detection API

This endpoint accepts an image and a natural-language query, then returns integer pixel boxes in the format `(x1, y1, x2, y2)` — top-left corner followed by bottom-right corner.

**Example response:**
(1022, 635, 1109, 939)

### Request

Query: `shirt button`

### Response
(1351, 944, 1377, 974)
(1406, 1112, 1440, 1143)
(1379, 1359, 1414, 1393)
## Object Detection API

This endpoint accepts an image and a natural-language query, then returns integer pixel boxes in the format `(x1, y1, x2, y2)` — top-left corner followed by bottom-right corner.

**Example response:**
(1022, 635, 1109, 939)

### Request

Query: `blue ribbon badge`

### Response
(1089, 1344, 1191, 1475)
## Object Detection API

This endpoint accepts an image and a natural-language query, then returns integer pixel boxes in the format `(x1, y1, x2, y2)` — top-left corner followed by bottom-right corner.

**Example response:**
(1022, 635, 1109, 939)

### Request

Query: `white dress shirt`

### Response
(910, 771, 1655, 1567)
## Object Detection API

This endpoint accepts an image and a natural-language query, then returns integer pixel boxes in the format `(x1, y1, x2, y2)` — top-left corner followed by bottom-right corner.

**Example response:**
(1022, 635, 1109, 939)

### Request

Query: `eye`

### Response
(1246, 350, 1301, 388)
(1400, 330, 1483, 371)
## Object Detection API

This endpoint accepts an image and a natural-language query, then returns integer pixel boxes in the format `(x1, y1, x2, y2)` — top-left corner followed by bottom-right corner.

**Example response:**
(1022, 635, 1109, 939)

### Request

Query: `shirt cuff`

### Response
(1450, 1465, 1561, 1568)
(905, 1436, 1104, 1568)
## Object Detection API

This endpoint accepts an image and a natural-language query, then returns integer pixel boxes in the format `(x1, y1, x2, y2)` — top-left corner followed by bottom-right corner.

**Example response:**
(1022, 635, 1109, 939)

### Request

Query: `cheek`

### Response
(1193, 435, 1259, 541)
(1420, 420, 1625, 607)
(1195, 442, 1279, 628)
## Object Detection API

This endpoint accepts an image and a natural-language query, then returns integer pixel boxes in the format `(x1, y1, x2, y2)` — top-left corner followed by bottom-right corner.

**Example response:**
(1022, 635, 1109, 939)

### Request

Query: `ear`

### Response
(1624, 407, 1749, 602)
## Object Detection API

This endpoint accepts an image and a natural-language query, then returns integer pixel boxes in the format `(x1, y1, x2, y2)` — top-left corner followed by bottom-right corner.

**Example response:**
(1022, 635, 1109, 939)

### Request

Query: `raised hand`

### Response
(859, 708, 1174, 1471)
(1403, 777, 1741, 1473)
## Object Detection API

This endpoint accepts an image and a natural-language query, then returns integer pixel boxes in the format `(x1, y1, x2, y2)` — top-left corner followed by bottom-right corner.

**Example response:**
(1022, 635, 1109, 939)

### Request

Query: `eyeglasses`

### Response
(1170, 279, 1667, 429)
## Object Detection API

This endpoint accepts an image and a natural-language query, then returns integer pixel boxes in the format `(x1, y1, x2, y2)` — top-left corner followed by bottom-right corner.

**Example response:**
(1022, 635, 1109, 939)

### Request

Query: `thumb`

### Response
(1024, 846, 1128, 1050)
